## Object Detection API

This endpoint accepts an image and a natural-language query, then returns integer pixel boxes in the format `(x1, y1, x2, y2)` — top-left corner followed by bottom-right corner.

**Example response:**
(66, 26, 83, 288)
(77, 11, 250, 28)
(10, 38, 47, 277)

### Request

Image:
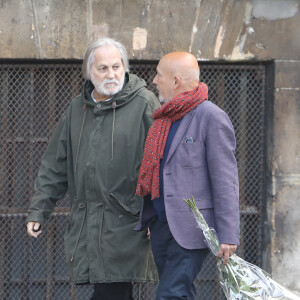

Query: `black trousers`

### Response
(91, 282, 134, 300)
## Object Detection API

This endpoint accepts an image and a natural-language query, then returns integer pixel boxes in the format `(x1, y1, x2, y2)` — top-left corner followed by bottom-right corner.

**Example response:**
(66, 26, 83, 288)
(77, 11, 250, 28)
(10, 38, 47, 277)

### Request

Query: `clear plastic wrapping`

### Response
(184, 197, 300, 300)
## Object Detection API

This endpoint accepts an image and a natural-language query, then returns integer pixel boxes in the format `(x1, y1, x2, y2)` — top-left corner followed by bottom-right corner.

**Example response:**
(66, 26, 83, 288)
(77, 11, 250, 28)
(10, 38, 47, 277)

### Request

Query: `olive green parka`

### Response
(26, 74, 160, 284)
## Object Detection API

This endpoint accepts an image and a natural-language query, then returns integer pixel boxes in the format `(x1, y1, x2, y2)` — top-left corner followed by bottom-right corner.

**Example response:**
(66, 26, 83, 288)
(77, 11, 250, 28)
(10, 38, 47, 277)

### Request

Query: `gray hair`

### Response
(82, 37, 129, 80)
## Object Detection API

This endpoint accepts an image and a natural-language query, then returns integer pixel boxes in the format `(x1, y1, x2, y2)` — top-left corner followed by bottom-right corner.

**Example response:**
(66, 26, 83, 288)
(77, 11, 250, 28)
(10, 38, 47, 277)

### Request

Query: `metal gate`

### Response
(0, 61, 266, 300)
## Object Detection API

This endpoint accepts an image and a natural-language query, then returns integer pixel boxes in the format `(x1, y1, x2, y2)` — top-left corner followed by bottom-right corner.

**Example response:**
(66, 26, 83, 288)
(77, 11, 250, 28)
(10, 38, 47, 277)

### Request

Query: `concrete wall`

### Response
(0, 0, 299, 294)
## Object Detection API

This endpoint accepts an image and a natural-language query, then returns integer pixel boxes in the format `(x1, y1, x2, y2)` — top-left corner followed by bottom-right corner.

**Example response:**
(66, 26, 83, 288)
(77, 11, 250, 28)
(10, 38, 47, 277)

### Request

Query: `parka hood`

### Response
(82, 73, 148, 111)
(76, 72, 153, 163)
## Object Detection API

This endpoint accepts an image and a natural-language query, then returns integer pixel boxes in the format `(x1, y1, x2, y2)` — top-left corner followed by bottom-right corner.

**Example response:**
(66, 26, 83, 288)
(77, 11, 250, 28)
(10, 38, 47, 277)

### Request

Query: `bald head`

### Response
(153, 52, 200, 102)
(161, 52, 200, 81)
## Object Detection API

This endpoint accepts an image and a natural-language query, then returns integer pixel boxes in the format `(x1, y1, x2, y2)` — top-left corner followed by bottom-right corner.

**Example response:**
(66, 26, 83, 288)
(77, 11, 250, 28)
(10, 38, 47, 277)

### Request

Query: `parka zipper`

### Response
(75, 104, 87, 173)
(70, 203, 87, 262)
(111, 101, 117, 161)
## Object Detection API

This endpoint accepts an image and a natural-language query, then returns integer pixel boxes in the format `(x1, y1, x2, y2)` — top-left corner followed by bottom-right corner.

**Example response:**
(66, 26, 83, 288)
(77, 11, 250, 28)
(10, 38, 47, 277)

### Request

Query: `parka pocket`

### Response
(108, 193, 139, 220)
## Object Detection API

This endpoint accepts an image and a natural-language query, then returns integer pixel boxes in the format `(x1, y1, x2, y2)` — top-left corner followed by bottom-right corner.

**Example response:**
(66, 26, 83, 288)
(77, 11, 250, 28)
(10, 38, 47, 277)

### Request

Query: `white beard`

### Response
(158, 94, 167, 103)
(91, 74, 125, 96)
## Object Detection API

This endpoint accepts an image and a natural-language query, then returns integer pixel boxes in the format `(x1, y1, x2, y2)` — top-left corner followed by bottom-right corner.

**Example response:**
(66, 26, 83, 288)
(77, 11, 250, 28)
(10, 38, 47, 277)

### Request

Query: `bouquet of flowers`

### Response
(184, 196, 300, 300)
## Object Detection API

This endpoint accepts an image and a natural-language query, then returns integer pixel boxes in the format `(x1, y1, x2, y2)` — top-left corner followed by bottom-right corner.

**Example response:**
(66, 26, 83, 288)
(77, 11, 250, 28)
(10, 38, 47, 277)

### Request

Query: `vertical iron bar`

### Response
(7, 66, 17, 300)
(49, 66, 56, 136)
(216, 67, 225, 110)
(238, 69, 248, 259)
(22, 66, 36, 299)
(46, 219, 54, 300)
(0, 66, 9, 298)
(257, 65, 266, 267)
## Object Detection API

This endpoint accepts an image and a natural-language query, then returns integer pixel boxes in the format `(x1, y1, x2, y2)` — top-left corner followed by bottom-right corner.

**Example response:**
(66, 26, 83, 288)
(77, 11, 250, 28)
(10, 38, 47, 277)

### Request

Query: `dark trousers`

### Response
(150, 219, 209, 300)
(91, 282, 134, 300)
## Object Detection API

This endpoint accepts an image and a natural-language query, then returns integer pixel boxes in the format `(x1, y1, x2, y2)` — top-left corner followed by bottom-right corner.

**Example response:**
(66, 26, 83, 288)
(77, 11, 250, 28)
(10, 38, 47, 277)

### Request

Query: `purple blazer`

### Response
(136, 101, 240, 249)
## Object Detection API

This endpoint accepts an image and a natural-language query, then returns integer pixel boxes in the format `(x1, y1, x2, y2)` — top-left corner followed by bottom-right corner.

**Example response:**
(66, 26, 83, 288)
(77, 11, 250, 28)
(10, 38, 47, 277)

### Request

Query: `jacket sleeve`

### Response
(26, 110, 69, 225)
(143, 92, 161, 132)
(205, 108, 240, 245)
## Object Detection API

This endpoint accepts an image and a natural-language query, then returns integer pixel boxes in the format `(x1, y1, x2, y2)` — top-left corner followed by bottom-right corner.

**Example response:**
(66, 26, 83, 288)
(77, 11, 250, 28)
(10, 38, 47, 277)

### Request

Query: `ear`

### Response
(174, 75, 182, 90)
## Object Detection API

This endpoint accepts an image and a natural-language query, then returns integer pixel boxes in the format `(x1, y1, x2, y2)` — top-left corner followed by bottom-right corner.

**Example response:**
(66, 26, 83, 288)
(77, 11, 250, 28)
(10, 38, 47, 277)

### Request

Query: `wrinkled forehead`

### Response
(93, 45, 123, 66)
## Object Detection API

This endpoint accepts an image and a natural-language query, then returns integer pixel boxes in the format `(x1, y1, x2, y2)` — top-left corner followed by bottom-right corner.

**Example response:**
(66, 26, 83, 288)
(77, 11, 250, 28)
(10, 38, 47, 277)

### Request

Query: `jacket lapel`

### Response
(165, 109, 196, 165)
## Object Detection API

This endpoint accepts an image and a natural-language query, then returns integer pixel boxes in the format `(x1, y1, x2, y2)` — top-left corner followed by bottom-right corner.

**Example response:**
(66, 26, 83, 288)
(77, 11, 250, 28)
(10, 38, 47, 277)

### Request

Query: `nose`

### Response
(107, 67, 115, 79)
(153, 75, 158, 84)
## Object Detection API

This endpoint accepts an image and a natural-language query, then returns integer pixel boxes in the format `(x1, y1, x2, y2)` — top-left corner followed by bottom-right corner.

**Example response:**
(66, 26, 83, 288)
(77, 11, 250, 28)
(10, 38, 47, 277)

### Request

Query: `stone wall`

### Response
(0, 0, 299, 294)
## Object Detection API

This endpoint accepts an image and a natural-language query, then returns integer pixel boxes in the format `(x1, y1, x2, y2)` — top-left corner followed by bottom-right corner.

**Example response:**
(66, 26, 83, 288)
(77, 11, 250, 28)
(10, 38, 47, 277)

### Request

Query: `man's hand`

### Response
(147, 227, 151, 240)
(217, 243, 237, 266)
(26, 221, 42, 238)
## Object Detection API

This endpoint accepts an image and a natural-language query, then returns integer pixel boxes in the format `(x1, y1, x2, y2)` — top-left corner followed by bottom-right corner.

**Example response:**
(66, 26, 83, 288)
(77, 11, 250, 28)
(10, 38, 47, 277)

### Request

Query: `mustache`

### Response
(102, 79, 120, 85)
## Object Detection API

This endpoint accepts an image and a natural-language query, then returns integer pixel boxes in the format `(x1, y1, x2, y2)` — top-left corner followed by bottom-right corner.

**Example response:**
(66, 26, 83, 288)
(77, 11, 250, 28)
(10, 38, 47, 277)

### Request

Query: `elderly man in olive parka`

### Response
(26, 38, 160, 292)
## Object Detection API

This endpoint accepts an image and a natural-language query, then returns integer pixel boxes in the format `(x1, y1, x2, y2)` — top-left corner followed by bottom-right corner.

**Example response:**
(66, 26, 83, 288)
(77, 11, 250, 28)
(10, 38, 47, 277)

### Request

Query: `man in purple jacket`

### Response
(136, 52, 240, 300)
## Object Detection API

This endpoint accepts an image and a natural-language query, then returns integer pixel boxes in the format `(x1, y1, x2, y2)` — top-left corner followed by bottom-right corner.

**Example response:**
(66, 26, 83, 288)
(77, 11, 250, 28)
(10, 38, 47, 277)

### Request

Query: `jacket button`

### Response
(96, 103, 101, 108)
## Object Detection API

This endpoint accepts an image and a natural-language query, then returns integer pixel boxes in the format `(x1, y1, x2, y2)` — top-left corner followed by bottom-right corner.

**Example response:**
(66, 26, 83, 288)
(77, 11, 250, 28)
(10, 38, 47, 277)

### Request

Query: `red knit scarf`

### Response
(136, 82, 208, 199)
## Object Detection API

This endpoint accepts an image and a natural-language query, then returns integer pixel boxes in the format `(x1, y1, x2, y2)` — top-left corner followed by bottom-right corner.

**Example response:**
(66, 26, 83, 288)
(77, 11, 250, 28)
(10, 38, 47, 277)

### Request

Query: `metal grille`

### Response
(0, 61, 266, 300)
